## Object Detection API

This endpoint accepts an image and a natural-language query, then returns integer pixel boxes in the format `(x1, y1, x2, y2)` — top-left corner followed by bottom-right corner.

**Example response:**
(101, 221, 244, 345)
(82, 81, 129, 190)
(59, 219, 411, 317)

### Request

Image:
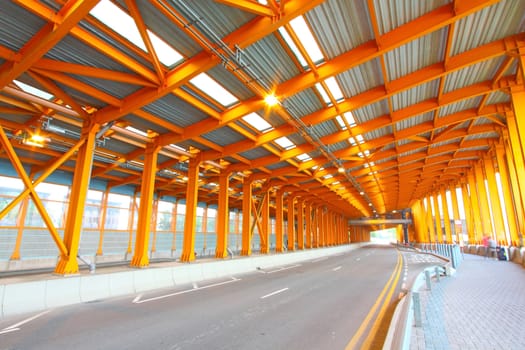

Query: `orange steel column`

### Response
(432, 193, 443, 243)
(439, 188, 453, 243)
(330, 212, 335, 245)
(495, 144, 520, 246)
(150, 198, 160, 254)
(484, 156, 507, 244)
(275, 189, 285, 252)
(10, 196, 29, 260)
(449, 185, 461, 243)
(505, 115, 525, 202)
(425, 195, 435, 242)
(130, 143, 161, 268)
(503, 130, 525, 238)
(321, 207, 328, 246)
(466, 171, 483, 243)
(96, 188, 110, 256)
(297, 199, 304, 249)
(313, 206, 323, 248)
(411, 199, 426, 243)
(474, 162, 493, 237)
(181, 156, 202, 262)
(511, 89, 525, 161)
(55, 122, 99, 274)
(241, 176, 253, 256)
(461, 182, 476, 244)
(305, 201, 312, 248)
(312, 206, 319, 247)
(260, 188, 270, 254)
(215, 171, 230, 258)
(318, 207, 324, 246)
(287, 194, 295, 251)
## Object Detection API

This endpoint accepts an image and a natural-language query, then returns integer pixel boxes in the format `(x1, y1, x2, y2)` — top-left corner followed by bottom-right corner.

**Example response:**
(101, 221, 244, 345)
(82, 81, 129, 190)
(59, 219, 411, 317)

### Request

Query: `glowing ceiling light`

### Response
(264, 94, 279, 106)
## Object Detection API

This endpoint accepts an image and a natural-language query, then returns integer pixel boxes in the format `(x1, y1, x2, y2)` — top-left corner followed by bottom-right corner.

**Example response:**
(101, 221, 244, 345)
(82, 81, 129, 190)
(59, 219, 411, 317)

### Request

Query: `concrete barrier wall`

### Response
(0, 244, 362, 318)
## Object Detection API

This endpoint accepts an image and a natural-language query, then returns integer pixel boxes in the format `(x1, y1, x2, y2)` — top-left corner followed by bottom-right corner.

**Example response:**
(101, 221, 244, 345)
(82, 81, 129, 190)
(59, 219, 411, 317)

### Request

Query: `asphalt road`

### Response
(0, 245, 409, 350)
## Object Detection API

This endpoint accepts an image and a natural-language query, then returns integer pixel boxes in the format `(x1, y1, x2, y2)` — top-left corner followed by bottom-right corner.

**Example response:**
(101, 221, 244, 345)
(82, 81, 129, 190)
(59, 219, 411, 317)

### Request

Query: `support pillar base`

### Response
(54, 255, 79, 275)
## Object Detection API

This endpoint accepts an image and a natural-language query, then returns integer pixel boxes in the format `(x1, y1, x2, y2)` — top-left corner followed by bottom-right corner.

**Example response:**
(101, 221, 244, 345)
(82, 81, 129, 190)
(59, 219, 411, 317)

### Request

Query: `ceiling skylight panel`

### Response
(343, 111, 356, 127)
(296, 153, 311, 161)
(90, 0, 183, 66)
(315, 83, 331, 104)
(242, 112, 273, 133)
(278, 28, 308, 67)
(14, 80, 53, 100)
(289, 16, 324, 64)
(325, 77, 344, 101)
(275, 136, 295, 150)
(190, 73, 239, 107)
(336, 116, 347, 130)
(125, 125, 148, 137)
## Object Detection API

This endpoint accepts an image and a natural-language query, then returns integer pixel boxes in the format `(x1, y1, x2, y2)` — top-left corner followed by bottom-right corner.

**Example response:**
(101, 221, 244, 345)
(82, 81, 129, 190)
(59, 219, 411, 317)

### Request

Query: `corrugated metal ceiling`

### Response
(0, 0, 523, 218)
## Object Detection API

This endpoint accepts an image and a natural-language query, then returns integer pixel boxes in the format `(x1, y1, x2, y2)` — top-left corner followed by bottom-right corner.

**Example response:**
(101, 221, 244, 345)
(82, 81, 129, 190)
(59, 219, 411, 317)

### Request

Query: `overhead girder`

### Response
(90, 0, 324, 125)
(0, 0, 101, 89)
(1, 0, 523, 225)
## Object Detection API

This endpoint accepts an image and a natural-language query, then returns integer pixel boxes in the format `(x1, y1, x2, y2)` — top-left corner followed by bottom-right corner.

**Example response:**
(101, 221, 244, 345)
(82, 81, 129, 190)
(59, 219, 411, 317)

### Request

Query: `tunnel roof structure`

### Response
(1, 0, 524, 218)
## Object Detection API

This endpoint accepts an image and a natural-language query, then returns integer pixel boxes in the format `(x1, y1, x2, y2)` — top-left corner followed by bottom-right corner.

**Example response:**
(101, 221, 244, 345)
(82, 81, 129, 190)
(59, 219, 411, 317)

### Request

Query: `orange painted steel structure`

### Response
(0, 1, 525, 273)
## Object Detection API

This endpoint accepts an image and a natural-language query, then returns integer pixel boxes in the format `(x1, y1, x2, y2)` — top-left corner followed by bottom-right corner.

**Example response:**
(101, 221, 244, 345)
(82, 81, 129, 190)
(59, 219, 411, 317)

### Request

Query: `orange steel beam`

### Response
(0, 125, 86, 255)
(94, 0, 323, 125)
(0, 0, 100, 88)
(275, 0, 502, 98)
(214, 0, 275, 17)
(125, 0, 165, 83)
(33, 58, 157, 87)
(200, 73, 512, 173)
(32, 69, 123, 107)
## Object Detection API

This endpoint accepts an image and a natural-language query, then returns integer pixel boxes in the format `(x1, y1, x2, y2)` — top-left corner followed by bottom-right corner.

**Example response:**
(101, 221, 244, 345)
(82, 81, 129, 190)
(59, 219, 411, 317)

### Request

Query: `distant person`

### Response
(488, 237, 497, 259)
(482, 235, 489, 258)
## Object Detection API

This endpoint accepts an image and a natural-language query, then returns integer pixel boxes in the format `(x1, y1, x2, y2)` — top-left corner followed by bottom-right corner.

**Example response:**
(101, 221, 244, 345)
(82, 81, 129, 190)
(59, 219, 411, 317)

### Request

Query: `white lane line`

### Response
(355, 257, 361, 261)
(192, 282, 198, 289)
(260, 287, 289, 299)
(332, 266, 342, 271)
(133, 277, 240, 304)
(267, 264, 301, 274)
(0, 328, 20, 335)
(1, 309, 52, 334)
(311, 257, 328, 263)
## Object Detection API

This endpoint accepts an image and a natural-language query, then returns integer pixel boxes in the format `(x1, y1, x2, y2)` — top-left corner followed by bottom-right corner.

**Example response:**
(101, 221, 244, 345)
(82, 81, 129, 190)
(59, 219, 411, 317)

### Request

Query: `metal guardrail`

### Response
(417, 243, 463, 269)
(383, 243, 460, 350)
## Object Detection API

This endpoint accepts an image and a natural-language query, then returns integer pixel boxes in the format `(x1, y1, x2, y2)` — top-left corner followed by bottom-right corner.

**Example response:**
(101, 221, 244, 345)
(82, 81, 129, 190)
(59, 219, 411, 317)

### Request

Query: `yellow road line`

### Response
(361, 253, 403, 348)
(345, 252, 402, 349)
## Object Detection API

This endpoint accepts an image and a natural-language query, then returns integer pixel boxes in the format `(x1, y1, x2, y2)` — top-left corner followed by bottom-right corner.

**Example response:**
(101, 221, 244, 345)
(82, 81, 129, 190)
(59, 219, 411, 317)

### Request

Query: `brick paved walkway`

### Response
(410, 254, 525, 350)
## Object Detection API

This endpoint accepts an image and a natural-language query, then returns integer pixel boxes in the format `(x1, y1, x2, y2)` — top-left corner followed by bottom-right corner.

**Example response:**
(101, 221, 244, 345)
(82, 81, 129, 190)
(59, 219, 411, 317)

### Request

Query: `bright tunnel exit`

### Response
(370, 227, 398, 245)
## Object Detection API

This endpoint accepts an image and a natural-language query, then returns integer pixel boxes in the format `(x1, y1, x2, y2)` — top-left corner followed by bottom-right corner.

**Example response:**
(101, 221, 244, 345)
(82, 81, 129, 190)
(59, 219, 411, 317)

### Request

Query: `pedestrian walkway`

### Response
(410, 254, 525, 350)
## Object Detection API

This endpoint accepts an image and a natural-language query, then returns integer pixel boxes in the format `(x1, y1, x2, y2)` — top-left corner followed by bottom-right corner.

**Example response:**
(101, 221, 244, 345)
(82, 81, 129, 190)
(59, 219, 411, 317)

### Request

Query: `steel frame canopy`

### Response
(0, 0, 524, 219)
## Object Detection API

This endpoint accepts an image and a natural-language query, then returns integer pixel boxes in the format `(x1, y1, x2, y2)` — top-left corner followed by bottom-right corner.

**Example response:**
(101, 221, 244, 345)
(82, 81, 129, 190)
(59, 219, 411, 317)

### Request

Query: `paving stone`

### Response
(409, 254, 525, 350)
